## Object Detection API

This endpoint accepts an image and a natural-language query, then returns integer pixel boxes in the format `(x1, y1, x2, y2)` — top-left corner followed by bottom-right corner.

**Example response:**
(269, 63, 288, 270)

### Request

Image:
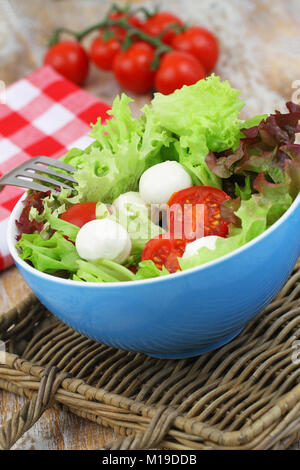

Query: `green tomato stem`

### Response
(150, 45, 171, 70)
(50, 18, 172, 66)
(157, 22, 185, 39)
(131, 5, 159, 19)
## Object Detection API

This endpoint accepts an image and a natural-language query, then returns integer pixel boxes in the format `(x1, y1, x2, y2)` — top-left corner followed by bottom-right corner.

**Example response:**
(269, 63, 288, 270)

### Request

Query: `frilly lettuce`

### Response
(18, 196, 163, 277)
(147, 75, 245, 154)
(74, 259, 135, 282)
(60, 75, 248, 202)
(135, 169, 296, 278)
(46, 215, 79, 242)
(28, 188, 81, 239)
(16, 230, 135, 281)
(206, 101, 300, 193)
(16, 76, 300, 283)
(179, 196, 272, 271)
(134, 260, 170, 280)
(133, 195, 274, 278)
(143, 75, 246, 188)
(16, 231, 80, 274)
(179, 182, 294, 272)
(60, 95, 144, 203)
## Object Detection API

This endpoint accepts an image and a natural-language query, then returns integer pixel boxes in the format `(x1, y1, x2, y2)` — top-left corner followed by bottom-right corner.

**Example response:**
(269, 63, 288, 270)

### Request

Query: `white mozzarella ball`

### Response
(75, 219, 131, 264)
(182, 236, 221, 259)
(139, 161, 193, 205)
(112, 192, 148, 216)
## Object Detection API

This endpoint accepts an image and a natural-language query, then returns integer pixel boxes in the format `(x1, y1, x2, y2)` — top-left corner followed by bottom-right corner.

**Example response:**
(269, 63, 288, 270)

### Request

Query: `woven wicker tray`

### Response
(0, 261, 300, 450)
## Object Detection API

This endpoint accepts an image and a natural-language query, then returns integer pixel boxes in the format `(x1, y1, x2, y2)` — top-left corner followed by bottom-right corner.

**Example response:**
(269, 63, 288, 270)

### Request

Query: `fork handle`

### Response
(0, 167, 20, 190)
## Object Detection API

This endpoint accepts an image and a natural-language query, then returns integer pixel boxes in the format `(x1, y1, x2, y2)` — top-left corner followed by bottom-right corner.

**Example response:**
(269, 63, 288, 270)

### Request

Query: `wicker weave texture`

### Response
(0, 261, 300, 450)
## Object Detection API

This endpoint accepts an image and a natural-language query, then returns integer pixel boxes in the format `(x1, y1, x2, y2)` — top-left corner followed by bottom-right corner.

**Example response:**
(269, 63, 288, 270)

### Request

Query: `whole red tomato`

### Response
(90, 35, 121, 71)
(155, 51, 206, 95)
(142, 11, 184, 45)
(104, 11, 144, 41)
(44, 41, 89, 85)
(113, 42, 156, 94)
(171, 26, 219, 73)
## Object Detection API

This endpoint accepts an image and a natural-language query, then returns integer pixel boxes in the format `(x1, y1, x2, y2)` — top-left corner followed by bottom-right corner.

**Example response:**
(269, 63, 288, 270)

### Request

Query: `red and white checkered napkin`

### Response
(0, 65, 111, 271)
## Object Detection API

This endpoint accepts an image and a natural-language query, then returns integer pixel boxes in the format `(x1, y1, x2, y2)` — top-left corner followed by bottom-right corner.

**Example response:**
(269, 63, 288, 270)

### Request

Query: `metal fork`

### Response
(0, 156, 77, 193)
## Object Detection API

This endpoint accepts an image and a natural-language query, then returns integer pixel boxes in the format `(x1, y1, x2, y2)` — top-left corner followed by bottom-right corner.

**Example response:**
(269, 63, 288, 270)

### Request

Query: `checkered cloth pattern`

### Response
(0, 66, 110, 271)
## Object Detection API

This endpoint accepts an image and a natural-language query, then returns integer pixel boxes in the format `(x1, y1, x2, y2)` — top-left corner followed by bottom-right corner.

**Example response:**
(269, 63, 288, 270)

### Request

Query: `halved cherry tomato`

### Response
(141, 233, 186, 273)
(168, 186, 231, 242)
(142, 11, 184, 45)
(60, 202, 97, 227)
(90, 35, 121, 71)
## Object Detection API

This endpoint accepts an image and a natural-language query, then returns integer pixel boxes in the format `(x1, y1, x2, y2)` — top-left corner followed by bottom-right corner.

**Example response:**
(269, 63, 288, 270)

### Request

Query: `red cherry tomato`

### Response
(104, 12, 144, 41)
(90, 35, 121, 71)
(155, 51, 206, 95)
(60, 202, 97, 228)
(113, 42, 156, 94)
(44, 41, 89, 85)
(168, 186, 231, 242)
(142, 12, 184, 45)
(171, 26, 219, 73)
(141, 233, 186, 273)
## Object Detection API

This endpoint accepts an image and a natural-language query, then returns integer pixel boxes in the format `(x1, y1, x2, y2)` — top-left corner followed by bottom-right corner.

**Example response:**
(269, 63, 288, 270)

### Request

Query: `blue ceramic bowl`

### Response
(7, 192, 300, 359)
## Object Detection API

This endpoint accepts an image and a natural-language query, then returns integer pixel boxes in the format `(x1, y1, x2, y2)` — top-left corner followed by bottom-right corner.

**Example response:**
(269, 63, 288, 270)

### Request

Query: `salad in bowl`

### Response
(14, 75, 300, 283)
(8, 75, 300, 358)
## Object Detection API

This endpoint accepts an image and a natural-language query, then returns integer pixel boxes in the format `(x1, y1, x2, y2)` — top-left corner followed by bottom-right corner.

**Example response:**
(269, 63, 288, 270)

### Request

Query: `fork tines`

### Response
(13, 156, 77, 193)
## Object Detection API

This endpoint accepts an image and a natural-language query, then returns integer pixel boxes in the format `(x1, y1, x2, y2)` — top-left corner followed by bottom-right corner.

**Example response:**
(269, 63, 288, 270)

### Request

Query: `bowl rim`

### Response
(7, 190, 300, 288)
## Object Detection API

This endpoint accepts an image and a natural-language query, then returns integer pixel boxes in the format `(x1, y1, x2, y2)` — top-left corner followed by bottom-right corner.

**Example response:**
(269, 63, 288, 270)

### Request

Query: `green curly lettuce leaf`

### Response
(28, 188, 81, 239)
(16, 231, 80, 274)
(60, 95, 147, 203)
(134, 260, 170, 280)
(16, 231, 135, 281)
(74, 259, 135, 283)
(179, 189, 292, 271)
(142, 74, 246, 188)
(59, 75, 248, 202)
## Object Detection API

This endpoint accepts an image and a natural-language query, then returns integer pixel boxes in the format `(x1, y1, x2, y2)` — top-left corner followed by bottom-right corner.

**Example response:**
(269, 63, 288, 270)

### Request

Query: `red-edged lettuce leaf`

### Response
(284, 159, 300, 199)
(205, 101, 300, 199)
(16, 190, 51, 240)
(253, 171, 293, 225)
(220, 197, 242, 227)
(280, 144, 300, 162)
(253, 171, 290, 197)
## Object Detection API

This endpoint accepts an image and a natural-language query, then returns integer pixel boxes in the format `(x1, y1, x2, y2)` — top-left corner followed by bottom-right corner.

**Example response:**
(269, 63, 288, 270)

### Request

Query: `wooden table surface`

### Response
(0, 0, 300, 450)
